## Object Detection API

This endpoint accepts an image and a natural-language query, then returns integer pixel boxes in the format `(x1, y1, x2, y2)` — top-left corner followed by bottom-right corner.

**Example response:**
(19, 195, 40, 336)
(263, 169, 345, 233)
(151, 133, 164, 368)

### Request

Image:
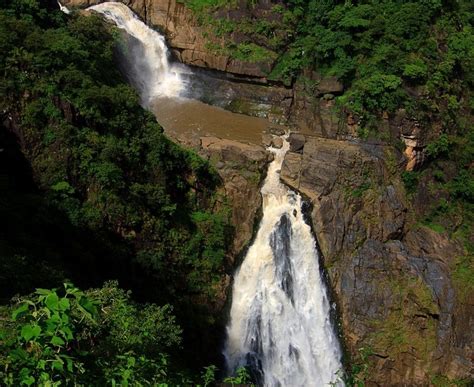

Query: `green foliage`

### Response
(403, 59, 428, 82)
(0, 0, 232, 377)
(86, 282, 182, 356)
(349, 73, 404, 115)
(0, 284, 96, 385)
(351, 182, 371, 198)
(223, 366, 253, 386)
(201, 365, 218, 387)
(0, 281, 258, 385)
(0, 282, 185, 385)
(184, 0, 287, 66)
(344, 347, 374, 387)
(431, 373, 473, 386)
(368, 276, 438, 364)
(189, 0, 473, 137)
(425, 222, 446, 234)
(426, 134, 451, 158)
(181, 0, 235, 13)
(401, 171, 420, 193)
(1, 0, 230, 300)
(232, 42, 277, 63)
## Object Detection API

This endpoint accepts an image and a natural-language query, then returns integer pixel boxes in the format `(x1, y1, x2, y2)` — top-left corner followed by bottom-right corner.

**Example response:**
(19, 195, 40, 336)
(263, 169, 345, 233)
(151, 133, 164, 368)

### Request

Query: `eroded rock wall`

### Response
(281, 136, 473, 384)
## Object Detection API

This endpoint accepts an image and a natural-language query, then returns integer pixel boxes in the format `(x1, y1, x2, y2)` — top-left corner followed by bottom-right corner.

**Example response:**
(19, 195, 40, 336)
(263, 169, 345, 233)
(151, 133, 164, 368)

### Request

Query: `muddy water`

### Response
(151, 97, 271, 145)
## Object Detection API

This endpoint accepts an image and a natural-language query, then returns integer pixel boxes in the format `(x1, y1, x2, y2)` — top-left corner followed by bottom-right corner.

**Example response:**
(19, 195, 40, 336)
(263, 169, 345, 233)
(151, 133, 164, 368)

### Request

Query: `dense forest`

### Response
(0, 0, 239, 384)
(0, 0, 473, 385)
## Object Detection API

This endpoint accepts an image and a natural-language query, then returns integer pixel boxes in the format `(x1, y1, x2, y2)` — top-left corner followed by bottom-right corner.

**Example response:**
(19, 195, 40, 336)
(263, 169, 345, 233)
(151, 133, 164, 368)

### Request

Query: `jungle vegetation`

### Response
(0, 0, 235, 384)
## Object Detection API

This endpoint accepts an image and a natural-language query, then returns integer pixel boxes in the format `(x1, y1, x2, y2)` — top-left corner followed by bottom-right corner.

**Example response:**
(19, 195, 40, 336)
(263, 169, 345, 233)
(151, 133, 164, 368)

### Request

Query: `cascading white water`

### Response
(87, 2, 186, 104)
(224, 137, 344, 386)
(57, 1, 71, 14)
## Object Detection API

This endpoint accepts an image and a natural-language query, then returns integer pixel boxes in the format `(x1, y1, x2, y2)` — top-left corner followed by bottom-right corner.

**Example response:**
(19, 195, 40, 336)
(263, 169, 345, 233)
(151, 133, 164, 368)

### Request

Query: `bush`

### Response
(0, 282, 183, 385)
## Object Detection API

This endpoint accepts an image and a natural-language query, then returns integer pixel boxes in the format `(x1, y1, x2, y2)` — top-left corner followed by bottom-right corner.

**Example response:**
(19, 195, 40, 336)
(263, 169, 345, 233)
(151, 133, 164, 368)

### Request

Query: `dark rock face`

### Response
(270, 214, 295, 304)
(289, 75, 351, 139)
(288, 133, 305, 153)
(281, 136, 473, 384)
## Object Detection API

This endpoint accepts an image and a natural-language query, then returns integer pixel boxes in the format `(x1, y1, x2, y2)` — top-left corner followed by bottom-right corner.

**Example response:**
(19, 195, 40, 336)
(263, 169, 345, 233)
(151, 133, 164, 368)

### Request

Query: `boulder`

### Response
(271, 136, 283, 149)
(288, 133, 305, 153)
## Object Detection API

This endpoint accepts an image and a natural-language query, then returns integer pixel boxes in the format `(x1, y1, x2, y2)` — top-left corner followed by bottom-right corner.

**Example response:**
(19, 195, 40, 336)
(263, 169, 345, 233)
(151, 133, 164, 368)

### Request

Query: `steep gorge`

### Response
(63, 0, 473, 385)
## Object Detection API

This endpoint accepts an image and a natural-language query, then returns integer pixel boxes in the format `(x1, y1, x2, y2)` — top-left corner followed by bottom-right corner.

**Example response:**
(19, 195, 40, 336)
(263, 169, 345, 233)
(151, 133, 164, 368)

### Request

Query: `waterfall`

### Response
(57, 1, 71, 14)
(73, 3, 344, 383)
(87, 2, 186, 105)
(224, 137, 344, 386)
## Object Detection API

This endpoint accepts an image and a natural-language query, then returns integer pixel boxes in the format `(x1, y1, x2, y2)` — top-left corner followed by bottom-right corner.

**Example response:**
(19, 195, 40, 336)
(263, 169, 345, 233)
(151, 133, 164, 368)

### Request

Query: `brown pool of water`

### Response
(150, 97, 270, 145)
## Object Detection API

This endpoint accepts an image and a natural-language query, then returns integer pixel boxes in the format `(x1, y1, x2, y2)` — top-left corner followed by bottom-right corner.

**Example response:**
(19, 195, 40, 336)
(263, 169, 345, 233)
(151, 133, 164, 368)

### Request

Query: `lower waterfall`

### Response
(224, 137, 344, 386)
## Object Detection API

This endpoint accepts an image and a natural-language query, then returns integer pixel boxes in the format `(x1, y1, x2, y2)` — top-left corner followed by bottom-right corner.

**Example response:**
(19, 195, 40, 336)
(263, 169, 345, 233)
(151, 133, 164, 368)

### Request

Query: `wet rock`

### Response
(269, 126, 286, 136)
(288, 133, 305, 153)
(271, 137, 283, 149)
(262, 133, 272, 147)
(281, 152, 302, 189)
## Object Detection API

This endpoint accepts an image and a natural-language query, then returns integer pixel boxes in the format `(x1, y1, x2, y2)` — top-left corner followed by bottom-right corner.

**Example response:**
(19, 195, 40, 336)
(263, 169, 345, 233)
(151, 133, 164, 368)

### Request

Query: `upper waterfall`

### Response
(224, 136, 344, 386)
(87, 2, 186, 105)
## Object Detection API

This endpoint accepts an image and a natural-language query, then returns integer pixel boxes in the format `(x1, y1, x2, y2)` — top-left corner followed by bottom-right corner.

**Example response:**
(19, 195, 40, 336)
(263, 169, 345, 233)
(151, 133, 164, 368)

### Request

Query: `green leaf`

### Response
(36, 288, 53, 296)
(79, 296, 96, 314)
(58, 297, 70, 311)
(37, 360, 46, 370)
(10, 348, 28, 361)
(127, 356, 136, 367)
(12, 303, 29, 320)
(52, 359, 64, 371)
(66, 357, 74, 372)
(40, 372, 50, 381)
(20, 368, 34, 386)
(45, 292, 59, 310)
(51, 336, 65, 346)
(60, 326, 74, 340)
(21, 324, 41, 341)
(23, 375, 35, 386)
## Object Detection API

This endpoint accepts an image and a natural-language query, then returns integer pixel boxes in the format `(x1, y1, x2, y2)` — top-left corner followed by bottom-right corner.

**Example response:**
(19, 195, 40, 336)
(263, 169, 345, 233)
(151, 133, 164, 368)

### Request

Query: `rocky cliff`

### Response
(281, 135, 473, 385)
